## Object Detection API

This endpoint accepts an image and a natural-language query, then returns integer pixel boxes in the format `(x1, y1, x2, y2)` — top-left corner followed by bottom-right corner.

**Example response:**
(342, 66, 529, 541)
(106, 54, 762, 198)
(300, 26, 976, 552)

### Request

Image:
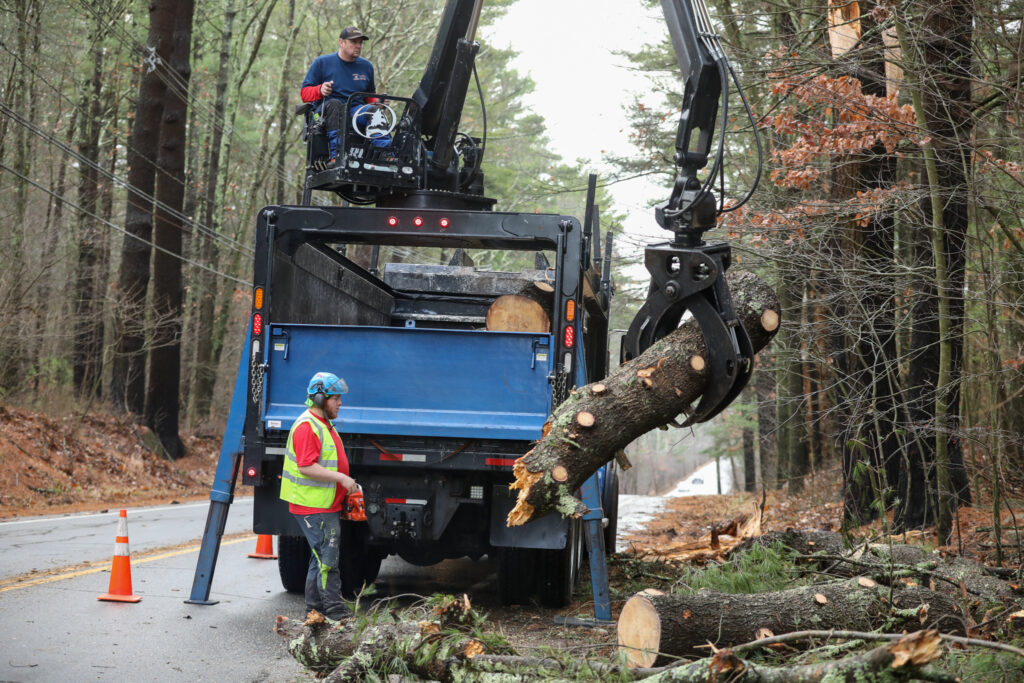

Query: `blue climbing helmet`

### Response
(306, 371, 348, 408)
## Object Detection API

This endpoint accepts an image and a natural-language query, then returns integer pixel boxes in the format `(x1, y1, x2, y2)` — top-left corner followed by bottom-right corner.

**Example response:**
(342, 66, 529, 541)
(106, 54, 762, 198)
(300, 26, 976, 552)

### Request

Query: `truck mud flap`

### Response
(488, 484, 567, 549)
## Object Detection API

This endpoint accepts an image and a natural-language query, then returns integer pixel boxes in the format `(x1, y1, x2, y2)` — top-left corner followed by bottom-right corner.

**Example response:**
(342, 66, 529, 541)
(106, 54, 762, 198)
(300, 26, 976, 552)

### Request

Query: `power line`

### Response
(0, 101, 254, 258)
(0, 160, 252, 287)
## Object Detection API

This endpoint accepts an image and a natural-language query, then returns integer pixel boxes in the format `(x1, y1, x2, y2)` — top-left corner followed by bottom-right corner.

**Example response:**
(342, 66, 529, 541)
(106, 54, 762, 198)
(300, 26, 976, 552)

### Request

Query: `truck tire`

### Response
(339, 521, 383, 599)
(497, 547, 536, 605)
(278, 535, 311, 594)
(602, 464, 619, 553)
(536, 519, 581, 608)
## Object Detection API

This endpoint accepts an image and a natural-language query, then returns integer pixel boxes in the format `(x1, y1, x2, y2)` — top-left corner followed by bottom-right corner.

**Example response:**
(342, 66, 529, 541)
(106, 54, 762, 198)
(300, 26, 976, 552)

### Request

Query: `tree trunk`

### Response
(72, 25, 106, 399)
(277, 609, 945, 682)
(895, 0, 973, 534)
(274, 0, 300, 204)
(111, 0, 178, 414)
(32, 106, 76, 391)
(0, 0, 42, 392)
(190, 0, 236, 425)
(508, 271, 779, 525)
(775, 270, 808, 493)
(485, 294, 550, 333)
(617, 580, 962, 666)
(753, 350, 776, 489)
(145, 0, 196, 460)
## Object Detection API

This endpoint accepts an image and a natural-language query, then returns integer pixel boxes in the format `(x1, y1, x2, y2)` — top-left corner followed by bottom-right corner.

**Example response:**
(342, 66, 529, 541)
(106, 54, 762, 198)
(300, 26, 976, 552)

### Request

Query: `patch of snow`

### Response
(666, 458, 734, 498)
(616, 494, 668, 552)
(615, 459, 737, 552)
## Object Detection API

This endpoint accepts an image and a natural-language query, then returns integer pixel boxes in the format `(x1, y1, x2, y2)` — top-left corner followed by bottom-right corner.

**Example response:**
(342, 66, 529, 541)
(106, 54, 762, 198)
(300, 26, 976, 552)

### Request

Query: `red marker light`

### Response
(246, 466, 257, 478)
(439, 217, 450, 228)
(387, 216, 398, 227)
(413, 216, 424, 227)
(252, 313, 263, 336)
(564, 325, 574, 348)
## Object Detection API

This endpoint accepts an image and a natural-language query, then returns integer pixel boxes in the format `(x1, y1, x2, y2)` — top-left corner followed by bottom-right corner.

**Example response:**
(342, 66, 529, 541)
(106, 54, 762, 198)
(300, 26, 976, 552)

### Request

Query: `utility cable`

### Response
(0, 102, 254, 258)
(0, 161, 252, 287)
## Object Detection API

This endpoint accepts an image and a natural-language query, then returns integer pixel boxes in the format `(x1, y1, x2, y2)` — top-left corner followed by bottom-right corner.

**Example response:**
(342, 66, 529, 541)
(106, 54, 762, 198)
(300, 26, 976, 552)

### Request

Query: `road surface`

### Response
(0, 463, 728, 682)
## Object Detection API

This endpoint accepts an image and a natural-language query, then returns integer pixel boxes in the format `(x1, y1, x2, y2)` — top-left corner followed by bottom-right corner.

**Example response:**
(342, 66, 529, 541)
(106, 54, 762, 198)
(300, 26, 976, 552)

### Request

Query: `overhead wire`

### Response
(0, 101, 254, 259)
(0, 160, 252, 286)
(69, 0, 302, 191)
(0, 36, 258, 254)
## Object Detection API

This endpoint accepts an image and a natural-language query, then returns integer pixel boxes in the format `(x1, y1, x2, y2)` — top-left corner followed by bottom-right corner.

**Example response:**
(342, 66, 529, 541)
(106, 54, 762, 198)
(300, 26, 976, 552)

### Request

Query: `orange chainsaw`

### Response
(341, 485, 367, 522)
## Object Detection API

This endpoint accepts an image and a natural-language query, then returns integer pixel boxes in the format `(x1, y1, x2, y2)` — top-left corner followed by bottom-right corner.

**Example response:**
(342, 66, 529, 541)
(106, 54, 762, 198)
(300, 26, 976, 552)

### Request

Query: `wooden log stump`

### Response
(617, 578, 964, 667)
(508, 271, 779, 526)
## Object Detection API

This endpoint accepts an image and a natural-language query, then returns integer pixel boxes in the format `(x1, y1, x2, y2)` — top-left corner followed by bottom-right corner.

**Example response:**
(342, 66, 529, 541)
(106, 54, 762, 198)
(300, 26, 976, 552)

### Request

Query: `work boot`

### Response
(324, 603, 353, 621)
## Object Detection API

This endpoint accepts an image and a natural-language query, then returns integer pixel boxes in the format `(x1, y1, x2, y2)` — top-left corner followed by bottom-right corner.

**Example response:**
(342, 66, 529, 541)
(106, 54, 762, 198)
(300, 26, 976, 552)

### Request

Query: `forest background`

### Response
(0, 0, 1022, 543)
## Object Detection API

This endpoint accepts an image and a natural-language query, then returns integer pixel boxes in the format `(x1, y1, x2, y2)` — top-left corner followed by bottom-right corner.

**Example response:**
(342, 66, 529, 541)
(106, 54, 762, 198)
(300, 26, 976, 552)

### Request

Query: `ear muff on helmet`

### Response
(311, 381, 326, 408)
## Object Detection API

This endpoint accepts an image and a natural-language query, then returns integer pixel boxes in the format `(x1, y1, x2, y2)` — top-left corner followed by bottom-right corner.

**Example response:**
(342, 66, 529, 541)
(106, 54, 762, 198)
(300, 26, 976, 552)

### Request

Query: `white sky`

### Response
(482, 0, 671, 256)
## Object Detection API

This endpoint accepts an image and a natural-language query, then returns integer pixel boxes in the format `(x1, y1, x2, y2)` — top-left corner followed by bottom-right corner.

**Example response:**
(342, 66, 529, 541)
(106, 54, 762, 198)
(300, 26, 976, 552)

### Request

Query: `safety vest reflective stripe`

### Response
(281, 470, 335, 488)
(283, 451, 338, 469)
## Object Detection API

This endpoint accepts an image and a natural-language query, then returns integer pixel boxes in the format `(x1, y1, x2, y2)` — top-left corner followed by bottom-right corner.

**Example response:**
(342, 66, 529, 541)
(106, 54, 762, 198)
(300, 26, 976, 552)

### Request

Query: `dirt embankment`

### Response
(0, 404, 223, 519)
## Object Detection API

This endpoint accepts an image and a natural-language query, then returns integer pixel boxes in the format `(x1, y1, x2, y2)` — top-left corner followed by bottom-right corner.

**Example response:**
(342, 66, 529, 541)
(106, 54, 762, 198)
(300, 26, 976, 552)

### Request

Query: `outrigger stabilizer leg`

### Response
(185, 330, 250, 605)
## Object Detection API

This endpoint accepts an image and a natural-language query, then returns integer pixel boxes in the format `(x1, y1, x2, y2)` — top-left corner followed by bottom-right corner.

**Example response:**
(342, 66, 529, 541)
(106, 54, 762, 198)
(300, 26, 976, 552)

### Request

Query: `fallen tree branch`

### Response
(638, 630, 946, 682)
(726, 628, 1024, 659)
(508, 271, 779, 525)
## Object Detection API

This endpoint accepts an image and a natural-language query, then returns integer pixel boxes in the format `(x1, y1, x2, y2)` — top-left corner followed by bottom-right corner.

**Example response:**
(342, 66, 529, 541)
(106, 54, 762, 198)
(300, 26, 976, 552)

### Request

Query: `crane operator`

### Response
(300, 26, 377, 164)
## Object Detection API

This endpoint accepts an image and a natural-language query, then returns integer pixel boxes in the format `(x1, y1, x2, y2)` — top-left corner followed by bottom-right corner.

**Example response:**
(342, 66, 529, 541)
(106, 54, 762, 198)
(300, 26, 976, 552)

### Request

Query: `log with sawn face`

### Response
(507, 270, 780, 526)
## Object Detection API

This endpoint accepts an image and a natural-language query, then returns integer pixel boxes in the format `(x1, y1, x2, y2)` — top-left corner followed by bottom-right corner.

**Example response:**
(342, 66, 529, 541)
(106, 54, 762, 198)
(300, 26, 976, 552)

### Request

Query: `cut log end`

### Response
(533, 281, 554, 293)
(591, 383, 607, 395)
(552, 465, 569, 482)
(689, 355, 706, 372)
(761, 309, 780, 332)
(575, 411, 595, 428)
(617, 593, 662, 668)
(486, 295, 550, 333)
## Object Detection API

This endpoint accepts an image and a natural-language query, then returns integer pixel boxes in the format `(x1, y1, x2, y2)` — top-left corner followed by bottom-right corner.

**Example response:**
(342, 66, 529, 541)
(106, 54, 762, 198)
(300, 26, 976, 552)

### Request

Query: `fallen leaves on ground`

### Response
(0, 403, 222, 518)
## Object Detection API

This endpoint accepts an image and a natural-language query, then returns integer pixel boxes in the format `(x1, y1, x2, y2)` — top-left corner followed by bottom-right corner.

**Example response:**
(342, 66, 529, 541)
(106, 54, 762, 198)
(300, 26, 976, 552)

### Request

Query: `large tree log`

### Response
(617, 579, 965, 666)
(739, 530, 1016, 601)
(508, 271, 780, 525)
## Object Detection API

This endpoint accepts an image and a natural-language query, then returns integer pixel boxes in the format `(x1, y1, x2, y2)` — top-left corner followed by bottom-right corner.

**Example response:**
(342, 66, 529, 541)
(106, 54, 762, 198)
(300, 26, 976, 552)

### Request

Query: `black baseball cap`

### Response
(340, 27, 369, 41)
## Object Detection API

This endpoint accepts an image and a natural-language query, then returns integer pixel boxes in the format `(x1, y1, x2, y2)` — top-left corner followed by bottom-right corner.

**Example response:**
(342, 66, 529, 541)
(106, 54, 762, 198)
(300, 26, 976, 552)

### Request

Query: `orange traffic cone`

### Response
(98, 509, 141, 603)
(247, 534, 277, 559)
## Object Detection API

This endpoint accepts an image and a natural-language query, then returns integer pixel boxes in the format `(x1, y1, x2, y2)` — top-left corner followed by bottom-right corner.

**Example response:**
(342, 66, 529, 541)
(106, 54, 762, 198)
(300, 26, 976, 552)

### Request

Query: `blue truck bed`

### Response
(262, 324, 553, 440)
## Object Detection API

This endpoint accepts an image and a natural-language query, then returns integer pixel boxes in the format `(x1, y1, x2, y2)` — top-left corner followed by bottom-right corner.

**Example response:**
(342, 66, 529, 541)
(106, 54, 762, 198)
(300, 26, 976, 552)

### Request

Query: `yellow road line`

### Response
(0, 535, 254, 593)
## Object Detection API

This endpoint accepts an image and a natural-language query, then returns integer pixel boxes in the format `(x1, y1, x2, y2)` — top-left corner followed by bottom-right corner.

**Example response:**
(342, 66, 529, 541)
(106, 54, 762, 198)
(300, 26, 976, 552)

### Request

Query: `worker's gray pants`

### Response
(292, 511, 345, 618)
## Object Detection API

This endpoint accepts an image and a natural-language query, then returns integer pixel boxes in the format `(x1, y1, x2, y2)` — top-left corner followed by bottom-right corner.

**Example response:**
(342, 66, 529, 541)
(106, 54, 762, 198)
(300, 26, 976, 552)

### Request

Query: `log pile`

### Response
(508, 271, 780, 526)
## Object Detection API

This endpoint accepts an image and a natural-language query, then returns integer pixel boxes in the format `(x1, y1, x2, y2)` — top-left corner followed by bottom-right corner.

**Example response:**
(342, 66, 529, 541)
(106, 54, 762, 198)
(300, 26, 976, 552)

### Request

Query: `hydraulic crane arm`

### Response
(622, 0, 762, 426)
(413, 0, 485, 174)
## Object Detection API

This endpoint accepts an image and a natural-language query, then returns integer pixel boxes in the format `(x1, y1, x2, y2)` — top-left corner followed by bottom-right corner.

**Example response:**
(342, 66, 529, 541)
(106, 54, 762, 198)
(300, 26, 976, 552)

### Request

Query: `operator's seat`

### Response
(297, 93, 425, 205)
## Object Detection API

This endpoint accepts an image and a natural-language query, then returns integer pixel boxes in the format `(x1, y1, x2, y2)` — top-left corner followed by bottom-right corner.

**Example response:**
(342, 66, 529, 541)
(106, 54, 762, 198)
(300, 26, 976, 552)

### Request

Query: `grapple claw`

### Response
(622, 240, 753, 424)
